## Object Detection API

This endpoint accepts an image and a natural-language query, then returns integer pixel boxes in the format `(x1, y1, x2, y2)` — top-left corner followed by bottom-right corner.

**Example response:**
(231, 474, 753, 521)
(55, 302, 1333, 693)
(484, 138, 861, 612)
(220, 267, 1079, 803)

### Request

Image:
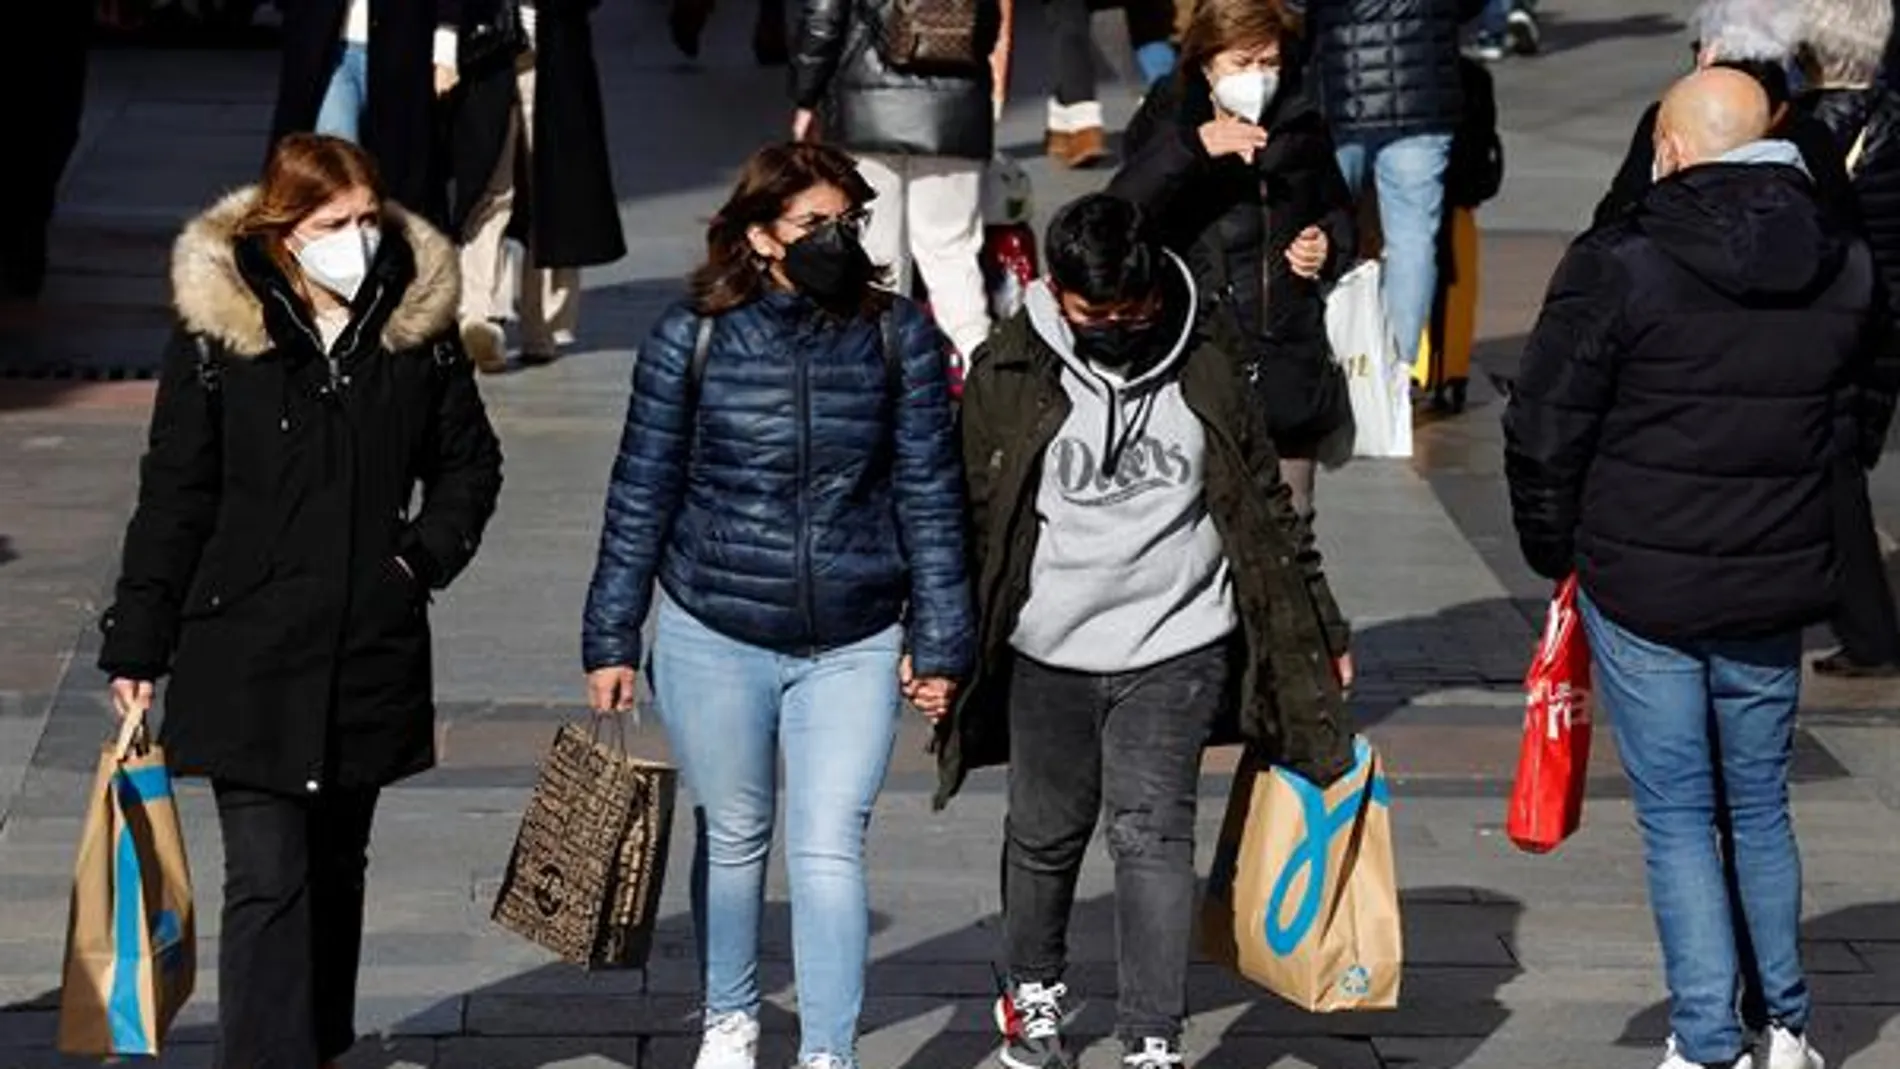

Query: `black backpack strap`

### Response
(879, 307, 902, 400)
(687, 316, 715, 404)
(191, 333, 223, 394)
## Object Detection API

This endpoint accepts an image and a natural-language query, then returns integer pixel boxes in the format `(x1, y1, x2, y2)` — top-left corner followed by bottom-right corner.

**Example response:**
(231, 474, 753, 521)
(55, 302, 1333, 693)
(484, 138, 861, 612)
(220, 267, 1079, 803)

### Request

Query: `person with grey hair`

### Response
(1589, 0, 1853, 227)
(1795, 0, 1900, 679)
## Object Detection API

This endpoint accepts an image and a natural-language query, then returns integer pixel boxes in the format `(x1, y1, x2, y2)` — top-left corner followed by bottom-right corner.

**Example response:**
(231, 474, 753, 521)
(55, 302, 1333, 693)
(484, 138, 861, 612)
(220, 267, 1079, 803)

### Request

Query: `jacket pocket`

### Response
(180, 562, 272, 621)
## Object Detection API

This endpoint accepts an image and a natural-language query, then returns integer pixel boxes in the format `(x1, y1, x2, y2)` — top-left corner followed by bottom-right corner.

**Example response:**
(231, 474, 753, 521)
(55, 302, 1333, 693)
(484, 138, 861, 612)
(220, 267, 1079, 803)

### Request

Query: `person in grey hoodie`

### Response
(937, 193, 1356, 1069)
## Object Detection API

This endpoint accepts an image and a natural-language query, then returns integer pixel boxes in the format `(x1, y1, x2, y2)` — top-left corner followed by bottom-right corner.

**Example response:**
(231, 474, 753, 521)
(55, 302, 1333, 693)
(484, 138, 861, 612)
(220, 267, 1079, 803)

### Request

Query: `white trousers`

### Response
(854, 153, 992, 360)
(457, 52, 581, 353)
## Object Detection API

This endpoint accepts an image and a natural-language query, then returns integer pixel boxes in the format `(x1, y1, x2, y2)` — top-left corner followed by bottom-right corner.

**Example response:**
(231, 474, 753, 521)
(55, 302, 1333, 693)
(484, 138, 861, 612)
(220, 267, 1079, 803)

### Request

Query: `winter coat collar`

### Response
(170, 186, 460, 359)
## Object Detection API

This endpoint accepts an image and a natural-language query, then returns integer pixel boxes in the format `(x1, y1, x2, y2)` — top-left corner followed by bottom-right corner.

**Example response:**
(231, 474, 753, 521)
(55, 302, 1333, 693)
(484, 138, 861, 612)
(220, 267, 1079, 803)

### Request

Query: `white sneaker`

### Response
(695, 1011, 760, 1069)
(1660, 1036, 1756, 1069)
(797, 1056, 852, 1069)
(1123, 1038, 1184, 1068)
(1760, 1026, 1826, 1069)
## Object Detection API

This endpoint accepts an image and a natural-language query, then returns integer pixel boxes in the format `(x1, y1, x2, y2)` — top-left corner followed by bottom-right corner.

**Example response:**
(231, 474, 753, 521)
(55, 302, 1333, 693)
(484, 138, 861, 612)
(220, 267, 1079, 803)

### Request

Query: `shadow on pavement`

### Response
(1532, 12, 1685, 59)
(1348, 598, 1536, 732)
(0, 536, 16, 567)
(1616, 902, 1900, 1067)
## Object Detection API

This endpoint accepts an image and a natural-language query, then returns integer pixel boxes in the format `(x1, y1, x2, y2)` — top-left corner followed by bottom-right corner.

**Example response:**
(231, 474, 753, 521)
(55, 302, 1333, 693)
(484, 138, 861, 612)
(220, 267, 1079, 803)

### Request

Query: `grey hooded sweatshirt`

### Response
(1009, 251, 1239, 673)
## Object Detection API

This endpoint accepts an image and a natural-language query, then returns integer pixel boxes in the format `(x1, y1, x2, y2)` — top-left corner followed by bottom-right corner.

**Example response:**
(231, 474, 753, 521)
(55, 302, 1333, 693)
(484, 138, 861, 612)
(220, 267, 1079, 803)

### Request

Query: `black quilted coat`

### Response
(1505, 159, 1890, 642)
(1306, 0, 1488, 139)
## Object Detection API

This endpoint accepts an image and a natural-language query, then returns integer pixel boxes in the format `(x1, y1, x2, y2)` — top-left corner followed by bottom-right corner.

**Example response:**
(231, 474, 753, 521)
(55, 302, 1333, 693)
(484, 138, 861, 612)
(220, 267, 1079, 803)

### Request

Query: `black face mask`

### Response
(1070, 316, 1166, 370)
(781, 220, 871, 303)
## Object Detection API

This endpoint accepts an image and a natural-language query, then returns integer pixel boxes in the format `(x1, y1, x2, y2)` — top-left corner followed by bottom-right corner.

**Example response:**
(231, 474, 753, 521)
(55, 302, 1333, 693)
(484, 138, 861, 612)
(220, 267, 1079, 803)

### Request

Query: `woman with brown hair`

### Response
(1109, 0, 1355, 525)
(581, 141, 972, 1069)
(99, 133, 502, 1069)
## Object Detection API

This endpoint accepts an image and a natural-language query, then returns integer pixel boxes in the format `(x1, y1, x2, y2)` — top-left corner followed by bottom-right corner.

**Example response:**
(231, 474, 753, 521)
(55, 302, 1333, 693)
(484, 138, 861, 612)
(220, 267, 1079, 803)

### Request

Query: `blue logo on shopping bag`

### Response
(107, 765, 175, 1053)
(1264, 738, 1389, 957)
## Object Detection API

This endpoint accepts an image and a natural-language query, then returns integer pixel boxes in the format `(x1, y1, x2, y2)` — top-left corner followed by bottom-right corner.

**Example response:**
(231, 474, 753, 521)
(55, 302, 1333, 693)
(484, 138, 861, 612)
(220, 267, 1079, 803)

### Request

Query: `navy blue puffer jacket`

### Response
(583, 292, 975, 678)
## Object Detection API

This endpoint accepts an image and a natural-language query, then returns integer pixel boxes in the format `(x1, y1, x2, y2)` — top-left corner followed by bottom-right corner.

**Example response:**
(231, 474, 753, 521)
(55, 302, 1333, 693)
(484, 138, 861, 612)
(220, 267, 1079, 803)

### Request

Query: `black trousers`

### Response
(0, 0, 87, 297)
(1830, 464, 1900, 664)
(214, 783, 380, 1069)
(1045, 0, 1176, 106)
(1003, 641, 1230, 1045)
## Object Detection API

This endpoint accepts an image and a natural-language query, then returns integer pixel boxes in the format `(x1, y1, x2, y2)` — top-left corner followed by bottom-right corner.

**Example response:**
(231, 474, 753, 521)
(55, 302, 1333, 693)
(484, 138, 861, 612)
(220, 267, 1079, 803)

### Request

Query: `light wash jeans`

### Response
(314, 43, 369, 143)
(650, 596, 904, 1067)
(1581, 594, 1810, 1066)
(1335, 131, 1454, 367)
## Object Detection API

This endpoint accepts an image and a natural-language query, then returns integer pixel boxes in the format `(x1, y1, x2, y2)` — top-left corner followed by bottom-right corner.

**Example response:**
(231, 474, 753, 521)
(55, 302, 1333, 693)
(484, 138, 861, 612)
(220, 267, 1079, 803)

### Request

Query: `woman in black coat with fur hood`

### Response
(99, 135, 502, 1067)
(1109, 0, 1354, 523)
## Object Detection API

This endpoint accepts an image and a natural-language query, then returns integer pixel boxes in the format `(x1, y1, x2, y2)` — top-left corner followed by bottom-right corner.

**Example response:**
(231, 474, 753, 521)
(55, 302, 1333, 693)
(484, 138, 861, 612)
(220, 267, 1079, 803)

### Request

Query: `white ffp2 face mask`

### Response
(294, 224, 381, 301)
(1212, 69, 1279, 124)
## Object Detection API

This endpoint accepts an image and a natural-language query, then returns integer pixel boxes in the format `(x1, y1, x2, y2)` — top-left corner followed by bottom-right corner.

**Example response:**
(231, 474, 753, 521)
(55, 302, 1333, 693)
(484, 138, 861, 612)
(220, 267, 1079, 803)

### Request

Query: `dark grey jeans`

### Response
(1003, 641, 1232, 1045)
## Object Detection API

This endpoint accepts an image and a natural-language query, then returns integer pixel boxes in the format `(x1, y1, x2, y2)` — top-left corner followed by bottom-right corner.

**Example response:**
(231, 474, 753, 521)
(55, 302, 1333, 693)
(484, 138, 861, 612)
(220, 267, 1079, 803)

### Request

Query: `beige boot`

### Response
(461, 319, 508, 375)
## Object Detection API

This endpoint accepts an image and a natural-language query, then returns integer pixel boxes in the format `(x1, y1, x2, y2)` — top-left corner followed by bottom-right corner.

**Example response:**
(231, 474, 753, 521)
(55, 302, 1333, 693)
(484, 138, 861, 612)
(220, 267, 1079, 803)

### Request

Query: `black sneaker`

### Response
(1123, 1037, 1185, 1068)
(995, 981, 1073, 1069)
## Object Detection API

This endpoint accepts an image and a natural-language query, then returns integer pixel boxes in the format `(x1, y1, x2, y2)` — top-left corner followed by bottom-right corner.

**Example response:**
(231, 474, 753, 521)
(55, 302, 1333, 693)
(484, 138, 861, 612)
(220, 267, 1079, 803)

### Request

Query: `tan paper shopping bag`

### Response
(1202, 736, 1401, 1012)
(58, 715, 197, 1055)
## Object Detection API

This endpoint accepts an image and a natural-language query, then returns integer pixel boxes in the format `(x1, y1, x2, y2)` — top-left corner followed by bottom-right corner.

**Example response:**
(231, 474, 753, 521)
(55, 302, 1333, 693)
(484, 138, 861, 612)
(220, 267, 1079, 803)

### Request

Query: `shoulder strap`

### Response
(879, 307, 901, 399)
(192, 333, 222, 394)
(687, 316, 715, 403)
(1848, 124, 1873, 179)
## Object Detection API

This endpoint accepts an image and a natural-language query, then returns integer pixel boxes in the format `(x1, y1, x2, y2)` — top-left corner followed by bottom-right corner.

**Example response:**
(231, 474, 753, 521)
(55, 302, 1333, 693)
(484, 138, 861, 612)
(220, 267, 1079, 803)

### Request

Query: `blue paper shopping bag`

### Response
(1201, 737, 1401, 1011)
(58, 715, 197, 1055)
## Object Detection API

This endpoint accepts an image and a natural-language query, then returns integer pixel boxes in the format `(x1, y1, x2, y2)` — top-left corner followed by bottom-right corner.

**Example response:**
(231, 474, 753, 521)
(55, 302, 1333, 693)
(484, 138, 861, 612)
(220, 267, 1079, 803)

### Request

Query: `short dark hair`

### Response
(1045, 194, 1157, 305)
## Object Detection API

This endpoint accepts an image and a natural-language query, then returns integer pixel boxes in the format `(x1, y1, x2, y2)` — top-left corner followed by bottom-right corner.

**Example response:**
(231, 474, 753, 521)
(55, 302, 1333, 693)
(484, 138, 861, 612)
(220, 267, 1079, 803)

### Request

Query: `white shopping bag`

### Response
(1325, 260, 1413, 460)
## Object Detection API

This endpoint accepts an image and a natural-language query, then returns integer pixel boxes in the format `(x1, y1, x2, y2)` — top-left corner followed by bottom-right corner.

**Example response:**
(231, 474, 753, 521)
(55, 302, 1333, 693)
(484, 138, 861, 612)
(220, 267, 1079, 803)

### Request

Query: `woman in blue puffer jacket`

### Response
(581, 142, 973, 1069)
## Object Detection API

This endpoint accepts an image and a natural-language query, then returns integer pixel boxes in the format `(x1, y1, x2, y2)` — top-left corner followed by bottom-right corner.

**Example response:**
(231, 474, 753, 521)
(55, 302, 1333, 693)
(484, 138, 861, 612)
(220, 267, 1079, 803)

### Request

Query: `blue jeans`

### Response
(314, 43, 369, 143)
(1581, 595, 1810, 1065)
(1480, 0, 1510, 37)
(1335, 132, 1454, 367)
(651, 597, 903, 1066)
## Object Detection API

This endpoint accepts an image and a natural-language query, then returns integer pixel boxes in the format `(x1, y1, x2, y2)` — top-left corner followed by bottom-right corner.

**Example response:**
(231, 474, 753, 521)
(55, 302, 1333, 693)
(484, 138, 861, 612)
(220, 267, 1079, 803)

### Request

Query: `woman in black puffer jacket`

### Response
(1110, 0, 1355, 521)
(581, 143, 973, 1069)
(1794, 0, 1900, 676)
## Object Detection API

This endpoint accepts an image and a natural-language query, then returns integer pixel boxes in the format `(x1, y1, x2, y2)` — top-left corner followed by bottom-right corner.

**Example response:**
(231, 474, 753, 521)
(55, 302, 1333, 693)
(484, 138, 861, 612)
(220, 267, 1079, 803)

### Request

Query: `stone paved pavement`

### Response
(7, 2, 1900, 1067)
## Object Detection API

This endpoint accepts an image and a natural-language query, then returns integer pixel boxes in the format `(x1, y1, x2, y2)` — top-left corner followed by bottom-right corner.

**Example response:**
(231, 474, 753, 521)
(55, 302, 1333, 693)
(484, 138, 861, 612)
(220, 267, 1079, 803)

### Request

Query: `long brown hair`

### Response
(234, 133, 385, 286)
(690, 142, 885, 317)
(1179, 0, 1295, 72)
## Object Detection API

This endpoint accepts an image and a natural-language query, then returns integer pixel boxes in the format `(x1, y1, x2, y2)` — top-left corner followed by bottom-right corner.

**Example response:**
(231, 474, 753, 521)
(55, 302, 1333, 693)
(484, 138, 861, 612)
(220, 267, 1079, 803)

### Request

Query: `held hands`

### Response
(899, 655, 957, 723)
(1286, 225, 1329, 280)
(433, 63, 459, 98)
(1199, 115, 1268, 164)
(588, 666, 639, 716)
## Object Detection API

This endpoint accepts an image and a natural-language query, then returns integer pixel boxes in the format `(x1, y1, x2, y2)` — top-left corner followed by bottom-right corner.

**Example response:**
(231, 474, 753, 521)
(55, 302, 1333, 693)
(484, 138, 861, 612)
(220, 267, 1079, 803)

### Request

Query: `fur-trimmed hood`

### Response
(171, 186, 460, 358)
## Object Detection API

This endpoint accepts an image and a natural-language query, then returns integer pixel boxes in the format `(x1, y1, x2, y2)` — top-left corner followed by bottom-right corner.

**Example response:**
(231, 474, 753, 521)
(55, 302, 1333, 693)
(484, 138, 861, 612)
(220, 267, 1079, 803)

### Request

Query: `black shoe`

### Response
(995, 981, 1074, 1069)
(1812, 650, 1900, 679)
(1122, 1037, 1184, 1068)
(517, 350, 560, 368)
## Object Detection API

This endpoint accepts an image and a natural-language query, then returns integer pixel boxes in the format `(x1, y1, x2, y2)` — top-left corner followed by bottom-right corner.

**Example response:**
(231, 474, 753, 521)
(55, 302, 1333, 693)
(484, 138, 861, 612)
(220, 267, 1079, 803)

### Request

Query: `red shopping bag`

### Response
(1507, 575, 1593, 853)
